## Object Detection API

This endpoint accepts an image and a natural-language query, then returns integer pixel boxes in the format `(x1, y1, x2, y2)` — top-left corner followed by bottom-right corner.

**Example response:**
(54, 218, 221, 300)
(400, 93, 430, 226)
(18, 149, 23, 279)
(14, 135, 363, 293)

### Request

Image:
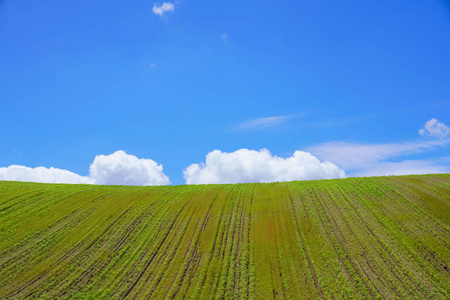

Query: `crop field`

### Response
(0, 174, 449, 299)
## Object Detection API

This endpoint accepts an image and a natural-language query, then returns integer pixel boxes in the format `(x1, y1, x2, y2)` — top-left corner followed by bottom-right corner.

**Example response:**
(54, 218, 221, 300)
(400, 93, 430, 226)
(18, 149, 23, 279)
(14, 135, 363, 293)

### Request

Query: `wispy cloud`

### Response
(221, 33, 229, 41)
(150, 63, 157, 68)
(153, 2, 175, 16)
(306, 139, 449, 171)
(234, 110, 376, 132)
(353, 159, 450, 177)
(233, 111, 313, 132)
(304, 118, 450, 177)
(234, 116, 291, 131)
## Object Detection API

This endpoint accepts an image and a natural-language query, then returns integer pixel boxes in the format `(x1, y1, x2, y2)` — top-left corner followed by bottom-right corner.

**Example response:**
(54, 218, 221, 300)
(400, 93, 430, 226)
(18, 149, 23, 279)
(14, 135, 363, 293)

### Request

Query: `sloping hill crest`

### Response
(0, 174, 449, 299)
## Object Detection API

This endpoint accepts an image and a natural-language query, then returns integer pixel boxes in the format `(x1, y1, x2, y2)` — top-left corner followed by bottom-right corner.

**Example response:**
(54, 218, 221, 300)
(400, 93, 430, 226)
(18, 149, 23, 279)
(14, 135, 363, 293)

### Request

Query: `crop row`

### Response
(0, 174, 448, 299)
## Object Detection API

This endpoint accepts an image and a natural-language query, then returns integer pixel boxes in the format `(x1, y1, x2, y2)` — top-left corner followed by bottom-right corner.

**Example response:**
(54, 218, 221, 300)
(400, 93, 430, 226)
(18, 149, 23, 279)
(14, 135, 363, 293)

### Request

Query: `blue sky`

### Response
(1, 0, 449, 185)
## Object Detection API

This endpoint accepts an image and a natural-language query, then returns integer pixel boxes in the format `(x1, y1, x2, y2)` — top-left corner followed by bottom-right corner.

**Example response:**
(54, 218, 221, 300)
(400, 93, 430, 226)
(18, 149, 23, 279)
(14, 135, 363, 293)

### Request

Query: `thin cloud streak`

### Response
(307, 139, 449, 169)
(306, 139, 450, 176)
(233, 111, 313, 132)
(234, 116, 291, 131)
(353, 159, 450, 177)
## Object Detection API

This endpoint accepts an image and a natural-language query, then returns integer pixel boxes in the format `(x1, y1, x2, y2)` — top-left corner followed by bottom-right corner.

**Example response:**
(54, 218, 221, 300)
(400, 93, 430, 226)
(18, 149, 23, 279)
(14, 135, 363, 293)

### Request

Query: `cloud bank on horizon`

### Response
(0, 149, 346, 186)
(0, 151, 170, 186)
(183, 149, 345, 184)
(0, 119, 448, 185)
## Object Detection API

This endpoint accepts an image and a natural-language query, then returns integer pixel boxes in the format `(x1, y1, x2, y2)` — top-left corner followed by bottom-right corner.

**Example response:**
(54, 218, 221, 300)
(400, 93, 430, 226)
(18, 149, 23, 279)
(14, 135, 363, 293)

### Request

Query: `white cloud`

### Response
(89, 150, 170, 186)
(419, 118, 449, 139)
(153, 2, 175, 16)
(234, 116, 290, 131)
(307, 139, 450, 177)
(183, 148, 346, 184)
(307, 140, 449, 170)
(353, 160, 450, 177)
(221, 33, 229, 41)
(0, 151, 170, 186)
(0, 165, 90, 184)
(150, 63, 157, 68)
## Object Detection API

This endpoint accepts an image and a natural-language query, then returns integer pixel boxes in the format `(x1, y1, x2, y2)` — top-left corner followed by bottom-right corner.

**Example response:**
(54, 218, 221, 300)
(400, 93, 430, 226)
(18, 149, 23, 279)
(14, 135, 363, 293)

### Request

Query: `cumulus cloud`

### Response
(0, 165, 90, 184)
(183, 149, 346, 184)
(152, 2, 175, 16)
(89, 150, 170, 185)
(0, 151, 170, 186)
(419, 118, 449, 139)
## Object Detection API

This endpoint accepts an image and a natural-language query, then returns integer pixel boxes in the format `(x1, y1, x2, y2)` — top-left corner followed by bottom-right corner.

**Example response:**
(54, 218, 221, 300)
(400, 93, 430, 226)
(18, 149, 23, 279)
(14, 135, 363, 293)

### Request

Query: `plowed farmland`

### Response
(0, 174, 449, 299)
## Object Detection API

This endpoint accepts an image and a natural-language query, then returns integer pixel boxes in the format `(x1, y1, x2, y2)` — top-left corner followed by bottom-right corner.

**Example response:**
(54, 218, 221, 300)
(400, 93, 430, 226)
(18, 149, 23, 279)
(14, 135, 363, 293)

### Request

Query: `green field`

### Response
(0, 174, 449, 299)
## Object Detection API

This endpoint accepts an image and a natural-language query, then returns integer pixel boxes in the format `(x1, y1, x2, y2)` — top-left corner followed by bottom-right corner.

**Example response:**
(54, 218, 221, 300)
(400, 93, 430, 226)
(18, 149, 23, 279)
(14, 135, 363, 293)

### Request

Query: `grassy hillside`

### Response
(0, 174, 449, 299)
